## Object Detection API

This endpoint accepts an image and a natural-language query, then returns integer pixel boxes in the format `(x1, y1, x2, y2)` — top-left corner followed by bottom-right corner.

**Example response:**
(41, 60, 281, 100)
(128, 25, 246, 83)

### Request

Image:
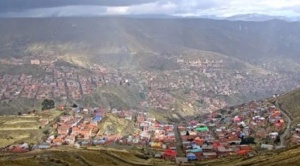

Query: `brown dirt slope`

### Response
(0, 148, 172, 166)
(199, 145, 300, 166)
(277, 88, 300, 126)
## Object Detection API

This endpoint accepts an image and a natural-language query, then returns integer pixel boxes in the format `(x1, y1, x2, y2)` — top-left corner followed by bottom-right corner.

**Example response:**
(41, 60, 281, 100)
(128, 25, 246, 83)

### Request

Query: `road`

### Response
(174, 124, 185, 157)
(275, 100, 292, 147)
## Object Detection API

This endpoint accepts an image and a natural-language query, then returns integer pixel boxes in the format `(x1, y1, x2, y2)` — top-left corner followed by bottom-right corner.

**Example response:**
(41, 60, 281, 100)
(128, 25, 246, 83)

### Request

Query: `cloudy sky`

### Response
(0, 0, 300, 17)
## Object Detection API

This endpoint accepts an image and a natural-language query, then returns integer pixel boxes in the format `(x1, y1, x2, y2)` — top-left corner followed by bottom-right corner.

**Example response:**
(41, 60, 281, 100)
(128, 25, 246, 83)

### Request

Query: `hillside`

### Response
(197, 87, 300, 166)
(1, 17, 300, 64)
(3, 145, 300, 166)
(0, 147, 173, 166)
(2, 87, 300, 166)
(278, 88, 300, 126)
(1, 17, 300, 118)
(199, 145, 300, 166)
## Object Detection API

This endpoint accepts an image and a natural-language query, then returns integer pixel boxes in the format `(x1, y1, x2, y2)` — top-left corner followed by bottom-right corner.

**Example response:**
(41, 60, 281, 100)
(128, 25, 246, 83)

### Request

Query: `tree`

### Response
(220, 109, 227, 115)
(72, 103, 78, 108)
(43, 130, 49, 135)
(241, 136, 255, 144)
(274, 135, 281, 144)
(42, 99, 55, 110)
(239, 124, 244, 129)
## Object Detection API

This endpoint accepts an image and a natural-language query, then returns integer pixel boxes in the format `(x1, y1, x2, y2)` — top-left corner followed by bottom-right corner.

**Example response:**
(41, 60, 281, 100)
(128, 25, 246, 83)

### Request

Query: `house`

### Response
(31, 59, 40, 65)
(269, 132, 279, 139)
(256, 128, 267, 138)
(233, 116, 241, 123)
(291, 135, 300, 144)
(19, 143, 29, 149)
(35, 142, 51, 149)
(217, 146, 233, 156)
(52, 137, 63, 145)
(186, 145, 202, 153)
(151, 142, 162, 149)
(237, 149, 251, 156)
(261, 144, 274, 150)
(202, 145, 213, 152)
(125, 114, 133, 121)
(154, 153, 162, 158)
(163, 149, 177, 160)
(195, 126, 209, 132)
(93, 138, 106, 145)
(187, 153, 197, 160)
(10, 146, 28, 153)
(203, 152, 217, 159)
(93, 116, 102, 124)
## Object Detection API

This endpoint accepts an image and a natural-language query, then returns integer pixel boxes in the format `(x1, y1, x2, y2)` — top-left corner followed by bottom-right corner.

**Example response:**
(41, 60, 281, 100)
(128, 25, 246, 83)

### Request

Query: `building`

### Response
(30, 59, 40, 65)
(93, 116, 102, 124)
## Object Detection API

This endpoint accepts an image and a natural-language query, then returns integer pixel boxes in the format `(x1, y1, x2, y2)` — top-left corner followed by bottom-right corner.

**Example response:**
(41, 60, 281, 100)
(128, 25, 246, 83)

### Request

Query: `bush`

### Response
(42, 99, 55, 110)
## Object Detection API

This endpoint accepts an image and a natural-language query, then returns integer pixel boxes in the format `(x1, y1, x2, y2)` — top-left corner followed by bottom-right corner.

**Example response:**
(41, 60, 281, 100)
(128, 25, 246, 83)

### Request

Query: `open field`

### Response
(0, 130, 41, 147)
(0, 98, 44, 115)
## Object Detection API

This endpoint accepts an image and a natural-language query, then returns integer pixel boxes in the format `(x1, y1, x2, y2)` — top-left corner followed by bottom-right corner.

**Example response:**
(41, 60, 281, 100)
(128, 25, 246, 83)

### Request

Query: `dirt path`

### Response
(101, 151, 154, 166)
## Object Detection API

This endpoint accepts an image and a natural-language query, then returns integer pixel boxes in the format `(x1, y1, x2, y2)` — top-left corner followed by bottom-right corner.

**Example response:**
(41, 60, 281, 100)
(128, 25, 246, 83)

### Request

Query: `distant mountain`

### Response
(0, 17, 300, 65)
(225, 13, 300, 22)
(126, 14, 178, 19)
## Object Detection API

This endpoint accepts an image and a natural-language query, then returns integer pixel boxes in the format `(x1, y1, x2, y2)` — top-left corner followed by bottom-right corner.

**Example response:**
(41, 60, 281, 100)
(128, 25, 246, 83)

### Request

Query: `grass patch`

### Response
(0, 64, 45, 78)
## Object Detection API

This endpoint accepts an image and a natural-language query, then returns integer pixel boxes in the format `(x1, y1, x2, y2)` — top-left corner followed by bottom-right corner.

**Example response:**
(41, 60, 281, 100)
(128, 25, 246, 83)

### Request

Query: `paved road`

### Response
(275, 100, 292, 147)
(174, 124, 185, 157)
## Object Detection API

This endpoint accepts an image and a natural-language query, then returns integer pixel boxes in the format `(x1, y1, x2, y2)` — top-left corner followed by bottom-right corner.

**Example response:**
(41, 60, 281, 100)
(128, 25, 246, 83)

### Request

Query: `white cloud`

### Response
(1, 0, 300, 17)
(259, 0, 300, 9)
(106, 6, 130, 15)
(104, 0, 300, 17)
(106, 1, 177, 15)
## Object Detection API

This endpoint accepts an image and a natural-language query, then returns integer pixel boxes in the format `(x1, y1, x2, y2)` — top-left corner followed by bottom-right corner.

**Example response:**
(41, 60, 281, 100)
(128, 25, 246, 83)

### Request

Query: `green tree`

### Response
(274, 135, 281, 144)
(241, 136, 255, 144)
(42, 99, 55, 110)
(43, 129, 49, 135)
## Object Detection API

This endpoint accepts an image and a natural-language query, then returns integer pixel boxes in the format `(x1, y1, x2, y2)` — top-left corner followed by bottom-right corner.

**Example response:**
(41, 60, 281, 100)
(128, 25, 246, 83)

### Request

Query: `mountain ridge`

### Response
(1, 17, 300, 64)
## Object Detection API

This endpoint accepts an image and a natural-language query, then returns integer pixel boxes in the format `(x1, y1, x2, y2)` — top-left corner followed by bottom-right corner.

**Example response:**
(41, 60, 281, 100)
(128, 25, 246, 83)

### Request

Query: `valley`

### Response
(1, 17, 300, 165)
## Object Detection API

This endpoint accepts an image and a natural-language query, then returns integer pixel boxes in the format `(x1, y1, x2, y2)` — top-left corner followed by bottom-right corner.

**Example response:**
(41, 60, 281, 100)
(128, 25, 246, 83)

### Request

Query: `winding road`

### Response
(275, 100, 292, 147)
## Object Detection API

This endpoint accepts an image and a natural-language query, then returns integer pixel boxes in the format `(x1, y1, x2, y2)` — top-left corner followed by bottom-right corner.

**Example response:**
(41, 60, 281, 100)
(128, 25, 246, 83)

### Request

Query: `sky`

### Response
(0, 0, 300, 18)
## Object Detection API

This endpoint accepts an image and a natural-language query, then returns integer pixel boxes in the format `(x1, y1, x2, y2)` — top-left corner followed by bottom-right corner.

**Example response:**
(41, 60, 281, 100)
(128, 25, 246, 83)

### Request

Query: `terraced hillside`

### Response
(0, 110, 62, 147)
